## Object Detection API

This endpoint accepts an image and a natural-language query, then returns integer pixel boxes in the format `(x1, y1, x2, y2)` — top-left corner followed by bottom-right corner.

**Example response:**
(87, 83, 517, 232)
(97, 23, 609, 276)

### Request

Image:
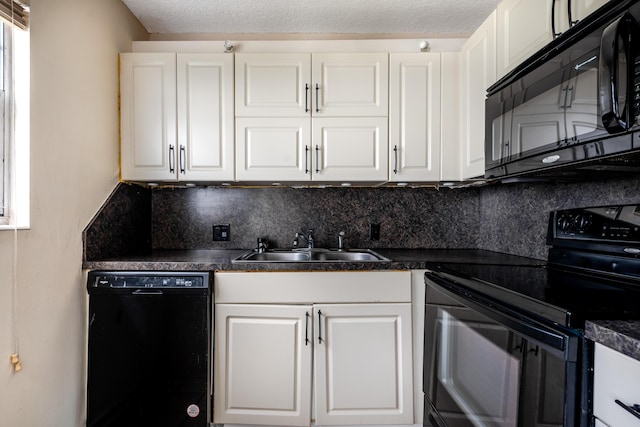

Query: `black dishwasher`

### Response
(86, 271, 211, 427)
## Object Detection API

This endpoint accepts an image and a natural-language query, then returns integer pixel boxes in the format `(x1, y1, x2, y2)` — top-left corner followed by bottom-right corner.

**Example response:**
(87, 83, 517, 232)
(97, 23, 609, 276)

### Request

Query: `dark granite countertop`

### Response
(84, 248, 640, 356)
(83, 248, 545, 272)
(586, 320, 640, 362)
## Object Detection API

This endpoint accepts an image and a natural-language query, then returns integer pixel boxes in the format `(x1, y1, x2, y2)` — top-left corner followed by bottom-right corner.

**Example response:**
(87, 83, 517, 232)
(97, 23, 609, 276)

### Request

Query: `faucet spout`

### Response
(293, 229, 315, 249)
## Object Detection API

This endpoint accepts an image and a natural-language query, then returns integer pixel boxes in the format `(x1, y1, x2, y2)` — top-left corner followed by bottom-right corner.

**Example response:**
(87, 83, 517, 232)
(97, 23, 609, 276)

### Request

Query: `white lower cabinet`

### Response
(214, 303, 312, 426)
(593, 342, 640, 426)
(213, 271, 414, 426)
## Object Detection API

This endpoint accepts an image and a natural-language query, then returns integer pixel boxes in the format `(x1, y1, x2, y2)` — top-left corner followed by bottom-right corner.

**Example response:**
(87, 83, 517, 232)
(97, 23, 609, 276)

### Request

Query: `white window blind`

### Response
(0, 0, 28, 30)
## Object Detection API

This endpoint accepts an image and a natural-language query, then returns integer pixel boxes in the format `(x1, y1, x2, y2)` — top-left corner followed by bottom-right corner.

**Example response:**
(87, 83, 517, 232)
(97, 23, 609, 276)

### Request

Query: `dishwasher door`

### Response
(86, 271, 210, 427)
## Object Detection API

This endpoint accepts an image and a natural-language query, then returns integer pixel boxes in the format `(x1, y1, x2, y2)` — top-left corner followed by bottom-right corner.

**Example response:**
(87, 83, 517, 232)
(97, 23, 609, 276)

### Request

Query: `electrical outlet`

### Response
(213, 224, 230, 241)
(369, 223, 380, 241)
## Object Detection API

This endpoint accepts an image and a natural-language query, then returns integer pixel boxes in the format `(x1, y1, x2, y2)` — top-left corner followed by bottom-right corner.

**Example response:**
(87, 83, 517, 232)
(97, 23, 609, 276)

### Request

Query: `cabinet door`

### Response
(120, 52, 177, 181)
(214, 304, 313, 426)
(594, 343, 640, 427)
(314, 303, 413, 425)
(177, 53, 234, 181)
(554, 0, 609, 36)
(312, 53, 389, 117)
(497, 0, 554, 79)
(235, 53, 311, 117)
(460, 11, 497, 179)
(312, 117, 388, 182)
(236, 117, 311, 182)
(389, 53, 442, 182)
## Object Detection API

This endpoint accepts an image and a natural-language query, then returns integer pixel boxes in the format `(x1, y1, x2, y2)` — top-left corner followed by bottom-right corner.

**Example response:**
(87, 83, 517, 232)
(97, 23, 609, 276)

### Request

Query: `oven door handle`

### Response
(426, 271, 572, 355)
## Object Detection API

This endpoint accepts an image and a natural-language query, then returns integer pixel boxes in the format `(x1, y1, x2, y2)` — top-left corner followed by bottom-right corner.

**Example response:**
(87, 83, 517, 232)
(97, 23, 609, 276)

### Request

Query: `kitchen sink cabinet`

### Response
(213, 271, 413, 426)
(120, 52, 234, 182)
(234, 53, 389, 183)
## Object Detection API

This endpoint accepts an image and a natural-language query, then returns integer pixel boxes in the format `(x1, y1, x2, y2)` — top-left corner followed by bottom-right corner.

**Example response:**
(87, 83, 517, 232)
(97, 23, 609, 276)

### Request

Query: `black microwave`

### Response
(485, 0, 640, 181)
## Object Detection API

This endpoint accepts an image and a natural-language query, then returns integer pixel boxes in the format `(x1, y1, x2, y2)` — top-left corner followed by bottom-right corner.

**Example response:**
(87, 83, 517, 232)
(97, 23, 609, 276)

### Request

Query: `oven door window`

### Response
(429, 306, 567, 427)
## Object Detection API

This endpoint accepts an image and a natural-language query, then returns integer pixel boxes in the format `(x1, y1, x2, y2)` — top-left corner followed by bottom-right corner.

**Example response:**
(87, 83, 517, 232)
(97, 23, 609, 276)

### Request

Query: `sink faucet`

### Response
(257, 238, 268, 253)
(293, 229, 315, 249)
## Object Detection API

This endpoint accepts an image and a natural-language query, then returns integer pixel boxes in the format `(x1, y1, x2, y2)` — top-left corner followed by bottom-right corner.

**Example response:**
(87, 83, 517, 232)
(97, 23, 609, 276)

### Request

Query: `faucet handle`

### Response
(257, 237, 268, 253)
(338, 230, 345, 250)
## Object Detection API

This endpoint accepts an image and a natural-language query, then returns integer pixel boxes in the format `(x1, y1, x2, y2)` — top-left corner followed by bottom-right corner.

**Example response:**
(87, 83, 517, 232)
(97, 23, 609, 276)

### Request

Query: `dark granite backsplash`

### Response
(479, 175, 640, 259)
(83, 183, 152, 262)
(151, 186, 481, 251)
(85, 174, 640, 262)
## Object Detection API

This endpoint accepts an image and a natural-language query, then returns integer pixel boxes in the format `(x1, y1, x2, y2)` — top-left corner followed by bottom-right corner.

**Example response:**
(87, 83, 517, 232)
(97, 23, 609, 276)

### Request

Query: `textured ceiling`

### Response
(120, 0, 500, 36)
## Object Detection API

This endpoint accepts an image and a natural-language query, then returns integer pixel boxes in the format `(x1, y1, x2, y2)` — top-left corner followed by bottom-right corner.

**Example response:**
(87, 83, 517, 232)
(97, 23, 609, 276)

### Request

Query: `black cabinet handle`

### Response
(179, 145, 186, 174)
(317, 310, 323, 344)
(315, 145, 320, 173)
(393, 145, 399, 174)
(551, 0, 562, 38)
(315, 83, 320, 113)
(615, 400, 640, 420)
(567, 0, 579, 27)
(305, 83, 309, 113)
(169, 144, 175, 173)
(305, 311, 310, 346)
(305, 145, 310, 174)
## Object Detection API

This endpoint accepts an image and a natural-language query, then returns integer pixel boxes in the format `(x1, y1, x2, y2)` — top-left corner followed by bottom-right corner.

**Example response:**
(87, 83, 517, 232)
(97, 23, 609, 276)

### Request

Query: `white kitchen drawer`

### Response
(593, 342, 640, 426)
(214, 270, 411, 304)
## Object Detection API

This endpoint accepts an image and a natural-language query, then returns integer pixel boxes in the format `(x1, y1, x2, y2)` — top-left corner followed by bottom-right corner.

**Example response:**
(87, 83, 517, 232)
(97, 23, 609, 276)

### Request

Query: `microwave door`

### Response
(510, 67, 571, 159)
(565, 52, 602, 142)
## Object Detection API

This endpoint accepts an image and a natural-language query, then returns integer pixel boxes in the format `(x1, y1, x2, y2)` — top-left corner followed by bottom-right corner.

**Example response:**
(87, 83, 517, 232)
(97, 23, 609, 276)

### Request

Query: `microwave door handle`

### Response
(600, 15, 632, 134)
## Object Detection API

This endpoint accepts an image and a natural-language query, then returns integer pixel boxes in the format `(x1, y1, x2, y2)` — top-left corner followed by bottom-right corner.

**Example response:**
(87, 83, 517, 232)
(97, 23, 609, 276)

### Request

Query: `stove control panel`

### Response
(550, 204, 640, 245)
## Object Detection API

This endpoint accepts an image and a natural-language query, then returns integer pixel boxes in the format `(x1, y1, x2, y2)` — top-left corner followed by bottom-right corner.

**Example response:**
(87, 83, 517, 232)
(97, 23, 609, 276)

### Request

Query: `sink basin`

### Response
(232, 248, 390, 263)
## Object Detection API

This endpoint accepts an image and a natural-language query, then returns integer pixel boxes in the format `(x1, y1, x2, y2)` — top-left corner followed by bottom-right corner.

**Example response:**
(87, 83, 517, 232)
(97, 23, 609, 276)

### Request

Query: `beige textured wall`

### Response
(0, 0, 147, 425)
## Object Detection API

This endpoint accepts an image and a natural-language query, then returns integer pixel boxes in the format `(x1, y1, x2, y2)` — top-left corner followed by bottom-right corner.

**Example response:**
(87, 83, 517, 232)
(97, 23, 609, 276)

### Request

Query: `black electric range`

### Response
(423, 204, 640, 427)
(429, 204, 640, 330)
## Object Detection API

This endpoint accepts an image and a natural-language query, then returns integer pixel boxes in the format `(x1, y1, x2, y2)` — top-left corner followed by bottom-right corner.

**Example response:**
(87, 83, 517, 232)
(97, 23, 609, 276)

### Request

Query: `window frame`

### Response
(0, 10, 29, 229)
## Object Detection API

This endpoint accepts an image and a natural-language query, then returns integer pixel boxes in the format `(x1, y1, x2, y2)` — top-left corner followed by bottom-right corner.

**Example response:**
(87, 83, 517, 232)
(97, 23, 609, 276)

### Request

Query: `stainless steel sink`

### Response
(232, 248, 390, 263)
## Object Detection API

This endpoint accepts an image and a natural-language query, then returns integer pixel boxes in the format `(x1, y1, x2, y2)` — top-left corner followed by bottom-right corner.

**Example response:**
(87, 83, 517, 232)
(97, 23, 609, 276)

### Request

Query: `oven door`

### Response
(424, 274, 583, 427)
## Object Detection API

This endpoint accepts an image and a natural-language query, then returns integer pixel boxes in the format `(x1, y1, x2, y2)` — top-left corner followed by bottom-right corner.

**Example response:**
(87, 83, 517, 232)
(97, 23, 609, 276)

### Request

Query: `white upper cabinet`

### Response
(120, 53, 177, 181)
(235, 53, 389, 183)
(235, 117, 311, 182)
(555, 0, 610, 34)
(120, 52, 234, 182)
(235, 53, 311, 117)
(235, 53, 388, 118)
(177, 54, 235, 181)
(312, 117, 388, 182)
(496, 0, 554, 79)
(388, 53, 442, 182)
(497, 0, 609, 79)
(459, 11, 497, 179)
(236, 117, 388, 182)
(312, 53, 389, 117)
